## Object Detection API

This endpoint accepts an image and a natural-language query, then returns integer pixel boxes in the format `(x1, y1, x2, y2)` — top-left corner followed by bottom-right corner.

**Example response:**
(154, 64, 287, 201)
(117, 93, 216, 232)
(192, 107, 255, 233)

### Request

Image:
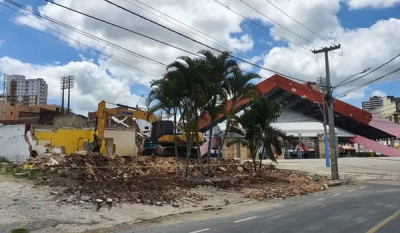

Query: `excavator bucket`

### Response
(83, 134, 101, 153)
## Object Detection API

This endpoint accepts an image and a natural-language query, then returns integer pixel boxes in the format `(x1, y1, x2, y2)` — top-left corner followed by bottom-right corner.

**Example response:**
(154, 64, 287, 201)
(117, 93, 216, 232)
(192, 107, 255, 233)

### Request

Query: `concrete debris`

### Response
(172, 203, 180, 208)
(10, 150, 331, 207)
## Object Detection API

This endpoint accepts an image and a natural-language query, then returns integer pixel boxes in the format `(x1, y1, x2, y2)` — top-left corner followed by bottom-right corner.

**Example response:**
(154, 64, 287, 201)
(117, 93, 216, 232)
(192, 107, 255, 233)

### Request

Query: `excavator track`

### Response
(156, 147, 197, 158)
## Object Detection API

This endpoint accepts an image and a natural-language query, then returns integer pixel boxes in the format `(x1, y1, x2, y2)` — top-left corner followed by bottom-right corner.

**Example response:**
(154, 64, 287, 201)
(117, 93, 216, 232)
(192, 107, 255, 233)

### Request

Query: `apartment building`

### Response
(369, 96, 400, 124)
(362, 96, 383, 110)
(5, 74, 48, 106)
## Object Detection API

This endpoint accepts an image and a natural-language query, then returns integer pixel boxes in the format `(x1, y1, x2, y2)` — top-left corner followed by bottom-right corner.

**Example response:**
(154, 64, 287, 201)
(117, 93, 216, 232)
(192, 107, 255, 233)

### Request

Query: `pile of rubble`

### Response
(18, 152, 332, 207)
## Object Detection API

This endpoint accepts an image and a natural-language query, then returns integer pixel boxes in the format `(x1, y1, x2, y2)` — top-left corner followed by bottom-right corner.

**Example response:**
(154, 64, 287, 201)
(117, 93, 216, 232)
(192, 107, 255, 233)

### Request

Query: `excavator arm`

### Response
(84, 100, 158, 155)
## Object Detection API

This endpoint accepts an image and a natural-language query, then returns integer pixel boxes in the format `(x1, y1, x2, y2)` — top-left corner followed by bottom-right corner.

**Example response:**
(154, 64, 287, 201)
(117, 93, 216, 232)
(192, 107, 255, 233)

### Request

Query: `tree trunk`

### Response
(252, 154, 257, 173)
(206, 124, 214, 176)
(259, 144, 266, 173)
(213, 119, 230, 174)
(195, 128, 205, 176)
(173, 111, 181, 176)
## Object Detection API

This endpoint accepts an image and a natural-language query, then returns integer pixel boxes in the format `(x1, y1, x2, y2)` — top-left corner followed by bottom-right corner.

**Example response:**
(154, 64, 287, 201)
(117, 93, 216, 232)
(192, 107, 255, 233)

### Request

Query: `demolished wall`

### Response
(0, 124, 30, 162)
(104, 129, 137, 156)
(53, 113, 88, 129)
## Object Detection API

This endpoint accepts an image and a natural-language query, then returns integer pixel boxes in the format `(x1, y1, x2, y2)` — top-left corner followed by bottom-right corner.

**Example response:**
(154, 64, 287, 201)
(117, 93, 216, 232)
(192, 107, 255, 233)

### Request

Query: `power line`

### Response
(44, 0, 308, 83)
(336, 53, 400, 87)
(123, 0, 235, 54)
(0, 7, 159, 78)
(265, 0, 334, 46)
(124, 0, 293, 76)
(335, 67, 400, 98)
(213, 0, 310, 51)
(42, 0, 201, 59)
(3, 0, 167, 68)
(239, 0, 323, 48)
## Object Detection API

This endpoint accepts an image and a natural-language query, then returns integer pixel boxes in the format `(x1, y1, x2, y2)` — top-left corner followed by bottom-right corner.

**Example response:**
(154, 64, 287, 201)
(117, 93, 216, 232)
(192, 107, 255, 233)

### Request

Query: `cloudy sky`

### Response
(0, 0, 400, 116)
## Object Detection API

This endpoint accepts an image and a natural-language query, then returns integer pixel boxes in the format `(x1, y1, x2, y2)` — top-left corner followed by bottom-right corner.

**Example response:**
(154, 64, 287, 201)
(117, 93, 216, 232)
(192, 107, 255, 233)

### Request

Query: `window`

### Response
(10, 111, 13, 115)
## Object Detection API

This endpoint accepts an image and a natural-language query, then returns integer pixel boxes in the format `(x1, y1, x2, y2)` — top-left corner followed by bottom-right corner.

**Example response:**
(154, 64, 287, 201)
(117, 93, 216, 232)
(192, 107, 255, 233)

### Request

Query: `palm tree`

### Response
(146, 76, 182, 175)
(197, 50, 239, 175)
(213, 69, 260, 173)
(163, 56, 209, 177)
(228, 103, 263, 172)
(228, 98, 293, 173)
(250, 98, 289, 171)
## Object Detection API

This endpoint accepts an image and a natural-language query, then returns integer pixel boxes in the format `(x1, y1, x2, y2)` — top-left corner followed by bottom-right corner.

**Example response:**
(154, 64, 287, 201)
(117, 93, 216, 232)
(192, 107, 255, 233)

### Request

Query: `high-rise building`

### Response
(362, 96, 383, 110)
(5, 74, 48, 106)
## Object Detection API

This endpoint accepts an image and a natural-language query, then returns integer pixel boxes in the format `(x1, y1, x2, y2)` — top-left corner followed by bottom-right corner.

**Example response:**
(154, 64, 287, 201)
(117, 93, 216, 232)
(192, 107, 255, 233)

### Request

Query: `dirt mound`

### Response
(34, 153, 328, 205)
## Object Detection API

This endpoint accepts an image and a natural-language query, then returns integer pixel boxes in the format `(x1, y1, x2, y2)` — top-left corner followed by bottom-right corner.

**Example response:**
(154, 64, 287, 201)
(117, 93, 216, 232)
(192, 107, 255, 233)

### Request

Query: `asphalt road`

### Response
(121, 183, 400, 233)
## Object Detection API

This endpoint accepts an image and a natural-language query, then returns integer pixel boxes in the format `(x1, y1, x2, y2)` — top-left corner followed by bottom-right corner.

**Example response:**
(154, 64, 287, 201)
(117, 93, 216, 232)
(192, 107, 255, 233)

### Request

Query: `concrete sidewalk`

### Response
(275, 157, 400, 182)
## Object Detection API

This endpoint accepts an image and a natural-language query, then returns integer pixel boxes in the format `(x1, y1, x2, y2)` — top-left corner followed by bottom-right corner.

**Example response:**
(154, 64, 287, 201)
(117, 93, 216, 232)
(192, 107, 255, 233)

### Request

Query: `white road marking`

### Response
(234, 216, 258, 223)
(333, 193, 341, 197)
(318, 198, 325, 201)
(347, 190, 354, 193)
(360, 186, 366, 189)
(189, 228, 210, 233)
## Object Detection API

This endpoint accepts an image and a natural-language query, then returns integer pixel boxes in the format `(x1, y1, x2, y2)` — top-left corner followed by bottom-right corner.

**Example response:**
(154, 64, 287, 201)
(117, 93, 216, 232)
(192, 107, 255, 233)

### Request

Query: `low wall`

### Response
(0, 124, 30, 162)
(34, 128, 136, 156)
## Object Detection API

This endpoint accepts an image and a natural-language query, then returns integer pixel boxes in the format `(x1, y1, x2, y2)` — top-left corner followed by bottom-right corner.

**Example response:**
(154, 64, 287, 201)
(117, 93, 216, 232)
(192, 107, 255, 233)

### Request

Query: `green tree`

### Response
(197, 50, 239, 176)
(228, 99, 292, 173)
(163, 56, 209, 177)
(228, 104, 263, 172)
(250, 99, 294, 171)
(214, 69, 260, 173)
(146, 76, 182, 175)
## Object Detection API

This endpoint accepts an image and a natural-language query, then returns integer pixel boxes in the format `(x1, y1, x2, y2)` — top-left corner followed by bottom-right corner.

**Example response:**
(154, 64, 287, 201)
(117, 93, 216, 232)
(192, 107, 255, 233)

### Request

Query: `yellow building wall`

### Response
(35, 128, 95, 155)
(35, 128, 131, 156)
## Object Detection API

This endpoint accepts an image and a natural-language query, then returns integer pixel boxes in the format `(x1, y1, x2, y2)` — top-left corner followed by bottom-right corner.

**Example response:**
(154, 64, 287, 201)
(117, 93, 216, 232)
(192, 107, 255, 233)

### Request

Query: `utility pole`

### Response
(1, 74, 6, 120)
(313, 44, 341, 180)
(317, 77, 330, 167)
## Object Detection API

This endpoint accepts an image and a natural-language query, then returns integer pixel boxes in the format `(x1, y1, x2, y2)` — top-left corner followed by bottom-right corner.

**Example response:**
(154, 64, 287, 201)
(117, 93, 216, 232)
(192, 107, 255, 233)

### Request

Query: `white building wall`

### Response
(0, 125, 30, 162)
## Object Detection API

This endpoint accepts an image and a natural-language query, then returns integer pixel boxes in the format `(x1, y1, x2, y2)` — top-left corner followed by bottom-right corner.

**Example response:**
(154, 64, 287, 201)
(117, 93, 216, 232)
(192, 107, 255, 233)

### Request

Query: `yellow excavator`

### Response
(84, 100, 203, 157)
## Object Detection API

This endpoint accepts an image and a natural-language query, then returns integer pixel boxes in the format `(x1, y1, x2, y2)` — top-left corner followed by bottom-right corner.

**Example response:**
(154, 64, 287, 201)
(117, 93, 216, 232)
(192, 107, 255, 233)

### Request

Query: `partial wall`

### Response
(0, 125, 30, 162)
(34, 128, 137, 156)
(104, 129, 137, 156)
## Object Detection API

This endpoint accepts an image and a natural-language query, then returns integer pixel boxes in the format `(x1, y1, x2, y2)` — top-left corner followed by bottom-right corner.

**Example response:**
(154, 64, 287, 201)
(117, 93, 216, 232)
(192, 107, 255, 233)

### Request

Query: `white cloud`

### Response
(338, 86, 369, 101)
(0, 56, 143, 115)
(2, 0, 400, 109)
(371, 90, 387, 97)
(259, 18, 400, 102)
(14, 6, 48, 31)
(0, 39, 4, 47)
(346, 0, 400, 9)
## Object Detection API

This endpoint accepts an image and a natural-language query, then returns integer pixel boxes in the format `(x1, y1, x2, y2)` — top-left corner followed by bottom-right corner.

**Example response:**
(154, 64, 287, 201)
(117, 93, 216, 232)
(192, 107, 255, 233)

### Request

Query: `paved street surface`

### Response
(275, 157, 400, 182)
(122, 183, 400, 233)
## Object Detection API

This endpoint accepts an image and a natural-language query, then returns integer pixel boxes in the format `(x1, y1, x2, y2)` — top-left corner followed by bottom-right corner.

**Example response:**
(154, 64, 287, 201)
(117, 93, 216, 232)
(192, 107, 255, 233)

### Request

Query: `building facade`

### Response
(0, 101, 65, 122)
(369, 96, 400, 124)
(362, 96, 383, 110)
(5, 74, 48, 106)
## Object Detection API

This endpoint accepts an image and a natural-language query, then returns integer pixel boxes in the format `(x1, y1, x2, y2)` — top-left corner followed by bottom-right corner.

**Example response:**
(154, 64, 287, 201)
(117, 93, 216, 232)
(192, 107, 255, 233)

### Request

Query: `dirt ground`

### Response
(0, 153, 335, 233)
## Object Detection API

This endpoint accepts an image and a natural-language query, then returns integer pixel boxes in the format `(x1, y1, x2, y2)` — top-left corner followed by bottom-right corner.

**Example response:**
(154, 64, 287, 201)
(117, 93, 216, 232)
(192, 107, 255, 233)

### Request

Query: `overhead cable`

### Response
(3, 0, 167, 68)
(240, 0, 323, 48)
(0, 7, 159, 78)
(213, 0, 310, 51)
(44, 0, 308, 82)
(265, 0, 335, 46)
(125, 0, 294, 77)
(337, 53, 400, 87)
